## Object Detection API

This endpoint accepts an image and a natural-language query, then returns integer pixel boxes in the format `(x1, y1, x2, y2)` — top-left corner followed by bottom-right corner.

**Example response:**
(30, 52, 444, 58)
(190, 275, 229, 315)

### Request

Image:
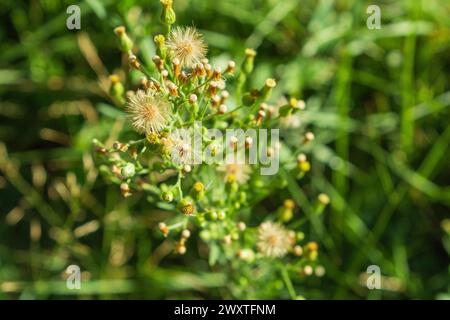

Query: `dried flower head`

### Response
(166, 26, 207, 67)
(257, 221, 292, 258)
(126, 90, 171, 134)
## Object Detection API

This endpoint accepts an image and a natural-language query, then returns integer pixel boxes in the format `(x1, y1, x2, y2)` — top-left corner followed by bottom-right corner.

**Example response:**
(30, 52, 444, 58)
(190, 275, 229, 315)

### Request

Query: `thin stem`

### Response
(281, 266, 297, 300)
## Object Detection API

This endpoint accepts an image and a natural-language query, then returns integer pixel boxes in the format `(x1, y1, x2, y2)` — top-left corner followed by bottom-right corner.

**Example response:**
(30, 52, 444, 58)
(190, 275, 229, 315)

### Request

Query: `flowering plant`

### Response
(94, 0, 329, 299)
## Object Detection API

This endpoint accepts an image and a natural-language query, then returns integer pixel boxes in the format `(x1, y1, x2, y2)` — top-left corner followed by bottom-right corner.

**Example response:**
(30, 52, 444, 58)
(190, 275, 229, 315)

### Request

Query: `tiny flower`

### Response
(161, 69, 169, 80)
(121, 163, 135, 178)
(174, 242, 186, 255)
(229, 136, 238, 149)
(183, 164, 192, 173)
(120, 183, 132, 198)
(193, 63, 205, 77)
(172, 58, 181, 77)
(181, 229, 191, 239)
(318, 193, 330, 205)
(265, 78, 277, 89)
(244, 137, 253, 149)
(189, 94, 198, 104)
(217, 163, 251, 185)
(205, 63, 213, 78)
(283, 199, 295, 210)
(304, 131, 315, 143)
(166, 26, 207, 67)
(303, 265, 313, 276)
(208, 81, 218, 96)
(159, 222, 169, 237)
(220, 90, 230, 103)
(169, 129, 201, 165)
(126, 90, 171, 134)
(315, 265, 326, 277)
(211, 95, 221, 108)
(213, 66, 222, 81)
(218, 104, 227, 114)
(128, 54, 140, 69)
(238, 222, 246, 231)
(162, 191, 174, 202)
(305, 241, 319, 252)
(257, 221, 292, 258)
(225, 61, 236, 74)
(297, 153, 307, 163)
(179, 71, 189, 84)
(193, 181, 205, 193)
(167, 81, 178, 96)
(152, 55, 164, 71)
(178, 198, 195, 215)
(293, 245, 303, 256)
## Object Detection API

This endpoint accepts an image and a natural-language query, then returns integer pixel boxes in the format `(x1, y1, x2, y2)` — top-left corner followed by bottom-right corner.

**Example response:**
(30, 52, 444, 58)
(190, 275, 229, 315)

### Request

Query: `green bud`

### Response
(208, 211, 218, 221)
(109, 75, 124, 103)
(160, 0, 176, 26)
(121, 163, 135, 178)
(242, 48, 256, 74)
(114, 26, 133, 53)
(238, 191, 246, 204)
(260, 78, 276, 101)
(278, 208, 293, 222)
(177, 197, 195, 215)
(161, 191, 174, 202)
(217, 210, 226, 220)
(154, 34, 167, 59)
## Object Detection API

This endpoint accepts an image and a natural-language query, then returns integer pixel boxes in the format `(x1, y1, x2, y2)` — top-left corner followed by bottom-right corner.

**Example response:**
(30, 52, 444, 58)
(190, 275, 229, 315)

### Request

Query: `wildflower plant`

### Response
(93, 0, 329, 299)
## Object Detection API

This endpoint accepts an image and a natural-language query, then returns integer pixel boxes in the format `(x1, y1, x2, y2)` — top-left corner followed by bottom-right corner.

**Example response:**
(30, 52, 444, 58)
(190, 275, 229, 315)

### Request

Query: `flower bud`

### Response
(167, 82, 178, 97)
(218, 104, 227, 115)
(294, 245, 303, 257)
(304, 131, 315, 144)
(160, 0, 176, 26)
(172, 58, 181, 78)
(162, 191, 174, 202)
(225, 61, 236, 75)
(159, 222, 169, 237)
(154, 34, 167, 59)
(175, 242, 186, 255)
(109, 75, 125, 103)
(181, 229, 191, 239)
(318, 193, 330, 206)
(121, 163, 135, 178)
(208, 81, 218, 96)
(220, 90, 229, 104)
(120, 183, 132, 198)
(242, 48, 256, 74)
(213, 67, 222, 81)
(178, 198, 195, 215)
(260, 78, 276, 101)
(114, 26, 133, 53)
(129, 54, 140, 70)
(189, 94, 198, 104)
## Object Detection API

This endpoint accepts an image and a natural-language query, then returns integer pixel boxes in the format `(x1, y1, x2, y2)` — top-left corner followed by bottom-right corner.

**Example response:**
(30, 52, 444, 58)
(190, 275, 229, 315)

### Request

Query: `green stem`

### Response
(281, 266, 297, 300)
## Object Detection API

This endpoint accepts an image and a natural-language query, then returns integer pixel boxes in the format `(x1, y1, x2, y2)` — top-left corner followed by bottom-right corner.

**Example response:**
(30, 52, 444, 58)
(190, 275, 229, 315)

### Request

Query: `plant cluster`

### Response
(93, 0, 330, 298)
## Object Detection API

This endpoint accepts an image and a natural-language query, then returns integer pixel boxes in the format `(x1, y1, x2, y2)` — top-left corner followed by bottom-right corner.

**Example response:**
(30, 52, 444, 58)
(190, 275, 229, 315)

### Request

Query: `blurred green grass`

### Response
(0, 0, 449, 299)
